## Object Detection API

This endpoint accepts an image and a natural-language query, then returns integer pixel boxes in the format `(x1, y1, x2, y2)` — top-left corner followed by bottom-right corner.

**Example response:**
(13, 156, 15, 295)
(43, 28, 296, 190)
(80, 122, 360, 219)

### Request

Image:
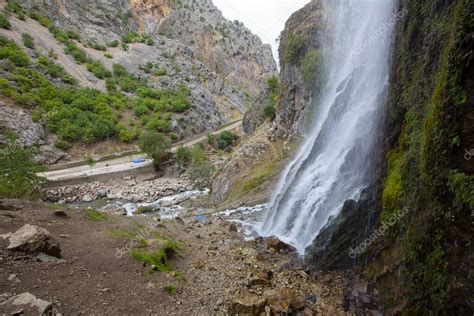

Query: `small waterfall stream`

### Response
(257, 0, 396, 253)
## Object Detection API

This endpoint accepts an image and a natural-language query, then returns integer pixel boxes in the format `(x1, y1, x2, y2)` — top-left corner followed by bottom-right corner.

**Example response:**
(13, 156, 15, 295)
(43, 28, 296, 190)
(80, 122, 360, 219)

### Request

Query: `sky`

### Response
(213, 0, 310, 62)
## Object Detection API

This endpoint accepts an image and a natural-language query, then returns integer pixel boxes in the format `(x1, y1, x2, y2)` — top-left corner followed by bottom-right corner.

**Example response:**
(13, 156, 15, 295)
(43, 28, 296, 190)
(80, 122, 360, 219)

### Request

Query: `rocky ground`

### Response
(0, 198, 355, 315)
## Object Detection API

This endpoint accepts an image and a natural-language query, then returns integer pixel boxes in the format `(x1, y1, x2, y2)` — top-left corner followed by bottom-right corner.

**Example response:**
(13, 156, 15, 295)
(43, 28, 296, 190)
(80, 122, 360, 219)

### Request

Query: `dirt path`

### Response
(0, 199, 347, 314)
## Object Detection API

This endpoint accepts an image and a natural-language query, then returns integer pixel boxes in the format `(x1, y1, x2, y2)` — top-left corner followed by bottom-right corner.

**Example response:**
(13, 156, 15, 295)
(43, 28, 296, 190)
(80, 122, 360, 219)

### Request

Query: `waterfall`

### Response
(258, 0, 396, 253)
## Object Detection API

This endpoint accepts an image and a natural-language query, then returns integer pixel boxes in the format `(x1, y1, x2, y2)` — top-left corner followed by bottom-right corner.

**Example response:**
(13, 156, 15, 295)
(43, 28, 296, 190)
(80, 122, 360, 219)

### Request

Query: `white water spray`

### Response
(258, 0, 396, 253)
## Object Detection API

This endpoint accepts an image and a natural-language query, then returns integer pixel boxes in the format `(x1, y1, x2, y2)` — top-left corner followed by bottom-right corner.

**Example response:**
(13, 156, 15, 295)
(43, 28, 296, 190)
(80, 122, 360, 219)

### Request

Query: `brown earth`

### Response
(0, 199, 347, 315)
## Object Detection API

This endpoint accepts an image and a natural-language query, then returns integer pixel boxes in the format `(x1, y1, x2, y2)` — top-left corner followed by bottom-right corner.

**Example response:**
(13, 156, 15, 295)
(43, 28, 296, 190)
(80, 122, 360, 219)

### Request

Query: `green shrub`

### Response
(107, 39, 119, 47)
(105, 78, 116, 92)
(139, 62, 154, 73)
(266, 75, 278, 91)
(283, 32, 304, 64)
(65, 41, 88, 64)
(122, 32, 154, 45)
(21, 33, 35, 49)
(90, 41, 107, 51)
(207, 133, 217, 146)
(176, 145, 191, 165)
(300, 49, 323, 91)
(138, 131, 171, 169)
(0, 14, 11, 30)
(263, 75, 278, 120)
(0, 133, 46, 198)
(117, 76, 137, 92)
(118, 124, 133, 143)
(146, 117, 171, 133)
(38, 56, 77, 84)
(0, 36, 30, 66)
(112, 63, 130, 77)
(155, 67, 167, 76)
(5, 1, 24, 15)
(86, 60, 112, 79)
(104, 52, 113, 58)
(191, 145, 206, 164)
(163, 285, 177, 295)
(216, 131, 240, 150)
(263, 104, 276, 119)
(65, 30, 81, 41)
(54, 139, 71, 150)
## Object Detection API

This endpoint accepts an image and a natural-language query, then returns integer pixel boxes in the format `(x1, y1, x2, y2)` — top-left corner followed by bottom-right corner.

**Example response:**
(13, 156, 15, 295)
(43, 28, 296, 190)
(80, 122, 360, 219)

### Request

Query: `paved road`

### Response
(40, 120, 242, 182)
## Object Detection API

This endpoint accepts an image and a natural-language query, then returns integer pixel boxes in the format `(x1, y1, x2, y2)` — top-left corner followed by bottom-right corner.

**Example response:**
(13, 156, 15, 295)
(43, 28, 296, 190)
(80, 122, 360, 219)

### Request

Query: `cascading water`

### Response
(258, 0, 395, 253)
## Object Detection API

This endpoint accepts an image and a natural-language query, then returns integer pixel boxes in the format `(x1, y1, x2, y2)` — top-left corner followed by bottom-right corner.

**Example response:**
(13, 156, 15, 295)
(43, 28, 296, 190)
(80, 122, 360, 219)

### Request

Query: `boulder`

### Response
(7, 224, 61, 257)
(264, 287, 305, 314)
(227, 292, 266, 316)
(266, 236, 296, 252)
(0, 292, 56, 315)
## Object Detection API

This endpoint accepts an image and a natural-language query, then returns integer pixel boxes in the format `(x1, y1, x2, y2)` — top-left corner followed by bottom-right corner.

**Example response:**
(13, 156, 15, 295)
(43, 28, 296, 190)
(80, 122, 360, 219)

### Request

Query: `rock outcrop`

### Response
(272, 0, 474, 313)
(272, 0, 325, 136)
(0, 103, 68, 164)
(0, 292, 56, 315)
(7, 224, 61, 257)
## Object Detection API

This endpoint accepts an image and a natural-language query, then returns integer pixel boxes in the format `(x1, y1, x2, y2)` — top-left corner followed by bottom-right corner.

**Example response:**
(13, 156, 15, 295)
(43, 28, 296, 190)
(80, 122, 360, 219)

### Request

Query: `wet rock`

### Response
(228, 292, 266, 315)
(7, 224, 61, 258)
(266, 236, 296, 253)
(82, 194, 94, 202)
(229, 223, 238, 233)
(264, 287, 305, 314)
(0, 292, 56, 315)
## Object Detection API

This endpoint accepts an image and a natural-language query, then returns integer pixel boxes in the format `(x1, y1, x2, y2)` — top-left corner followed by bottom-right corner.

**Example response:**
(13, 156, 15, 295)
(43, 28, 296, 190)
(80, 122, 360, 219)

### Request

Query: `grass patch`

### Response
(163, 284, 177, 295)
(129, 239, 181, 272)
(47, 203, 66, 210)
(84, 208, 108, 221)
(134, 206, 156, 215)
(108, 228, 137, 238)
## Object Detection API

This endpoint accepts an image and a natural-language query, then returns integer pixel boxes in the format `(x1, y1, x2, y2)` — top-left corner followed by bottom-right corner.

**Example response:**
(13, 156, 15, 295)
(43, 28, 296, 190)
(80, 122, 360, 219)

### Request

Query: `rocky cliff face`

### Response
(17, 0, 276, 115)
(276, 0, 473, 313)
(1, 0, 276, 162)
(271, 0, 325, 136)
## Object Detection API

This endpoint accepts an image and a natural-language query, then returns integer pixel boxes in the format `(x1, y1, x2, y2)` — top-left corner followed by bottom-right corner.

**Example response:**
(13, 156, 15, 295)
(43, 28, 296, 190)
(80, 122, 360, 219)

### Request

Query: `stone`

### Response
(53, 210, 68, 218)
(264, 287, 305, 314)
(0, 292, 56, 315)
(0, 232, 12, 240)
(7, 224, 61, 257)
(227, 292, 266, 315)
(266, 236, 296, 252)
(36, 253, 66, 263)
(82, 194, 94, 202)
(229, 223, 238, 233)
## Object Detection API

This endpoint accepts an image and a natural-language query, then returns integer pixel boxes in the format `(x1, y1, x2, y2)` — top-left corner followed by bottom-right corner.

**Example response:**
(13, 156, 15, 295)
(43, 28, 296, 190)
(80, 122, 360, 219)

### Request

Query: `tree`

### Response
(0, 133, 45, 198)
(138, 131, 171, 169)
(175, 145, 191, 166)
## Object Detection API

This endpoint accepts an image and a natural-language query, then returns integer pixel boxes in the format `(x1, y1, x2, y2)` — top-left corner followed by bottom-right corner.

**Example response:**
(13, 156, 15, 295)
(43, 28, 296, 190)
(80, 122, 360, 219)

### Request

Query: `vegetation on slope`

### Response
(369, 0, 474, 312)
(0, 4, 192, 150)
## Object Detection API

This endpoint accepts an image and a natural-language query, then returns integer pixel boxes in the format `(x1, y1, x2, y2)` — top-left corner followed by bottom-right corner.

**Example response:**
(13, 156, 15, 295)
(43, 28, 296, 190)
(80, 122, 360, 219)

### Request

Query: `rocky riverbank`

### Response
(43, 176, 193, 204)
